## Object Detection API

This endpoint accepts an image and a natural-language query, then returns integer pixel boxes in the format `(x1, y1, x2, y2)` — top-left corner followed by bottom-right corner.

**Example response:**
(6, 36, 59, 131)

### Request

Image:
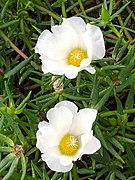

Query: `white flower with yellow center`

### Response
(36, 101, 101, 172)
(35, 17, 105, 79)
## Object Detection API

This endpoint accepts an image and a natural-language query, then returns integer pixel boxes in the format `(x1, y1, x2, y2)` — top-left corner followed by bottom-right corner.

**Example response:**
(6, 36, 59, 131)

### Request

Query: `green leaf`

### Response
(108, 0, 114, 15)
(1, 111, 26, 145)
(0, 161, 13, 174)
(116, 41, 129, 61)
(91, 74, 99, 107)
(95, 125, 109, 150)
(112, 36, 123, 59)
(2, 157, 19, 180)
(114, 94, 123, 114)
(125, 85, 134, 109)
(0, 20, 19, 29)
(110, 1, 130, 21)
(110, 160, 123, 169)
(106, 134, 124, 152)
(4, 81, 15, 108)
(0, 0, 10, 19)
(95, 86, 113, 110)
(15, 91, 32, 112)
(51, 172, 59, 180)
(127, 176, 135, 180)
(31, 161, 43, 178)
(72, 163, 78, 180)
(0, 133, 14, 147)
(116, 73, 135, 93)
(119, 54, 135, 81)
(101, 5, 110, 22)
(78, 168, 95, 174)
(0, 153, 16, 170)
(101, 64, 125, 70)
(126, 145, 135, 170)
(62, 93, 90, 101)
(117, 136, 135, 144)
(20, 154, 27, 180)
(114, 169, 126, 180)
(105, 141, 124, 163)
(96, 167, 110, 180)
(4, 54, 34, 78)
(0, 146, 13, 152)
(41, 94, 59, 110)
(109, 172, 115, 180)
(19, 68, 34, 85)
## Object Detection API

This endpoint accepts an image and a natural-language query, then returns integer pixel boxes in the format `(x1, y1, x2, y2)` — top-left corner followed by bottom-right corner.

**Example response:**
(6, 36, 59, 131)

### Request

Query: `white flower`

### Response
(36, 101, 101, 172)
(35, 17, 105, 79)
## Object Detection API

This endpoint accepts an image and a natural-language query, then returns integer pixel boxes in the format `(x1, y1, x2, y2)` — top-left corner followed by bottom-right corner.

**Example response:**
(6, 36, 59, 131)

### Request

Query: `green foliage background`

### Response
(0, 0, 135, 179)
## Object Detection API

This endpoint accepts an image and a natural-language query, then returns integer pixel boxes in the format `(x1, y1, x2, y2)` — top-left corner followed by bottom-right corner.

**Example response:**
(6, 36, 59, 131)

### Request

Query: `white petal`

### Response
(62, 17, 86, 34)
(35, 30, 52, 55)
(36, 25, 78, 60)
(81, 32, 93, 60)
(47, 106, 73, 138)
(65, 65, 79, 79)
(83, 135, 101, 154)
(80, 58, 91, 67)
(41, 56, 67, 75)
(84, 65, 96, 74)
(55, 100, 78, 115)
(36, 121, 59, 148)
(60, 156, 73, 166)
(42, 154, 73, 172)
(86, 24, 105, 59)
(42, 64, 49, 74)
(70, 108, 97, 136)
(64, 59, 92, 78)
(36, 131, 47, 153)
(41, 145, 61, 158)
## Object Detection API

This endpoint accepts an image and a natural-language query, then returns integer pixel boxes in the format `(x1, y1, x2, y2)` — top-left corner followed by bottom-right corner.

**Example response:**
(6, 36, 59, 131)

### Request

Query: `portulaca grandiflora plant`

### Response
(35, 17, 105, 79)
(36, 101, 101, 172)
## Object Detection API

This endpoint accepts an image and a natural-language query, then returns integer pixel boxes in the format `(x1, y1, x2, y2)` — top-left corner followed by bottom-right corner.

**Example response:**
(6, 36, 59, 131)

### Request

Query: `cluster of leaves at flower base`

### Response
(0, 0, 135, 179)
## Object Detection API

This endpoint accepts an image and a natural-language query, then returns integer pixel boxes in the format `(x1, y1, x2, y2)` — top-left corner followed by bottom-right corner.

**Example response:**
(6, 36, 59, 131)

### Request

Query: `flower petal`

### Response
(86, 24, 105, 59)
(42, 153, 73, 172)
(35, 30, 52, 55)
(60, 156, 73, 166)
(55, 100, 78, 115)
(36, 121, 59, 149)
(84, 65, 96, 74)
(42, 64, 49, 74)
(81, 33, 93, 60)
(62, 17, 86, 34)
(41, 56, 67, 75)
(80, 58, 91, 67)
(65, 65, 79, 79)
(41, 145, 61, 158)
(83, 135, 101, 154)
(47, 106, 73, 138)
(36, 25, 79, 60)
(70, 108, 97, 136)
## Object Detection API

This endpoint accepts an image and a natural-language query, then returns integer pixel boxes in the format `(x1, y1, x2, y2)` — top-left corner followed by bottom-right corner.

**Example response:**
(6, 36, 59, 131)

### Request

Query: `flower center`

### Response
(68, 49, 87, 67)
(59, 134, 80, 156)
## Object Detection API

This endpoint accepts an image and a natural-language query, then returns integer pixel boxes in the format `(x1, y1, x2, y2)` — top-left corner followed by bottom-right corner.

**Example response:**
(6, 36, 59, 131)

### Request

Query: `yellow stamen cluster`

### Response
(59, 134, 80, 156)
(68, 49, 87, 67)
